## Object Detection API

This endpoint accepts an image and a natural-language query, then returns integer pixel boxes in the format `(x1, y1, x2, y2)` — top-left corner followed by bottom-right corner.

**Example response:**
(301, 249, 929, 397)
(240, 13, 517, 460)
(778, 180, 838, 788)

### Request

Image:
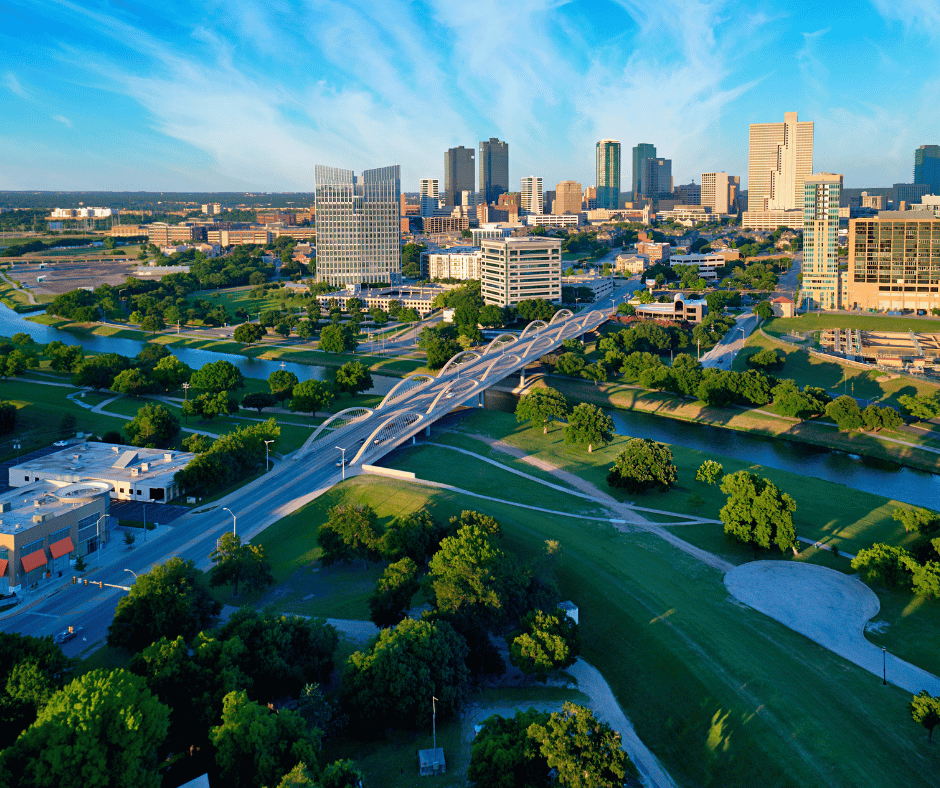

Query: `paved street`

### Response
(700, 312, 760, 370)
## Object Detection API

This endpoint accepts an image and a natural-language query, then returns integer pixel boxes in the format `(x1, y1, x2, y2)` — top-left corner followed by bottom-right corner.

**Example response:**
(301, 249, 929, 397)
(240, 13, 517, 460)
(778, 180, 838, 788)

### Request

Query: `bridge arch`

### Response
(426, 377, 480, 414)
(296, 407, 374, 459)
(377, 373, 435, 411)
(549, 308, 574, 325)
(351, 411, 423, 465)
(483, 332, 519, 356)
(479, 352, 521, 381)
(517, 319, 548, 342)
(436, 350, 482, 378)
(526, 333, 558, 360)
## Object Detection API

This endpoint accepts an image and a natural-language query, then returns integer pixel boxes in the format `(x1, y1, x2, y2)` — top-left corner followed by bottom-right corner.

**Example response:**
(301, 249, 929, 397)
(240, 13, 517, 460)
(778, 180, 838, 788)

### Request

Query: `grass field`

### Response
(264, 471, 940, 788)
(765, 313, 940, 337)
(184, 285, 309, 317)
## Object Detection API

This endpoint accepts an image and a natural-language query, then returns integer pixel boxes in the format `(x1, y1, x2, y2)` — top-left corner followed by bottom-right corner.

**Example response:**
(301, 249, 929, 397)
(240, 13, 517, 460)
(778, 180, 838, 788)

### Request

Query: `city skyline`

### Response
(1, 0, 939, 192)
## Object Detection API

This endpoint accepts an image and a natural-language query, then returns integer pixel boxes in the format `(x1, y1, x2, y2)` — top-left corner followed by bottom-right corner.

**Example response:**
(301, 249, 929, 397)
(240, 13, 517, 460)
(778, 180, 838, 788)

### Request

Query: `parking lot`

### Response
(8, 257, 140, 296)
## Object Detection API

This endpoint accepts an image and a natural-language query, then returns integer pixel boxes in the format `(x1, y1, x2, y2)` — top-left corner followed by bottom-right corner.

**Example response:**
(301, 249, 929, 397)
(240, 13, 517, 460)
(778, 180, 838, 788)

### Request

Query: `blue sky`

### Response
(1, 0, 938, 193)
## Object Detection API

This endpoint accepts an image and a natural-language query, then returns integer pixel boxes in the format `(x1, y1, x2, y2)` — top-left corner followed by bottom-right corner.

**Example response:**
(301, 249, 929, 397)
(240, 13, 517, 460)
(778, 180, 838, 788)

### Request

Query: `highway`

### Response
(0, 307, 608, 655)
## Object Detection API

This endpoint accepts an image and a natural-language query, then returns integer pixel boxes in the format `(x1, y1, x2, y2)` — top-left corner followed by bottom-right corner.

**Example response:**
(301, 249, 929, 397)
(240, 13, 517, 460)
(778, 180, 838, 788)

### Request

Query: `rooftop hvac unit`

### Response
(131, 469, 139, 476)
(140, 463, 149, 472)
(0, 501, 10, 513)
(164, 453, 172, 461)
(32, 513, 51, 523)
(111, 446, 120, 453)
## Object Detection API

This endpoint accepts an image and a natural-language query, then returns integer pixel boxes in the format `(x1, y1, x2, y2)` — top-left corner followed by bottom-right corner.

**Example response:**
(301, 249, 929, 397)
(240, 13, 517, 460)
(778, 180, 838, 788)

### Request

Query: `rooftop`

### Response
(0, 480, 109, 536)
(11, 443, 195, 487)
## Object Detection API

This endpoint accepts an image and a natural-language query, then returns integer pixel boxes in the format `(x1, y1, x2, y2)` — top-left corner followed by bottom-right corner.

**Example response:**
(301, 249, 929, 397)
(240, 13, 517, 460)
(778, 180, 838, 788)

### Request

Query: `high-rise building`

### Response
(847, 212, 940, 312)
(583, 186, 597, 211)
(419, 178, 440, 218)
(481, 237, 562, 307)
(314, 164, 401, 288)
(914, 145, 940, 195)
(520, 177, 544, 215)
(640, 158, 672, 199)
(444, 146, 475, 206)
(801, 173, 842, 311)
(553, 180, 583, 215)
(596, 140, 621, 210)
(632, 143, 656, 200)
(676, 182, 701, 206)
(479, 138, 509, 204)
(700, 172, 740, 214)
(747, 111, 813, 211)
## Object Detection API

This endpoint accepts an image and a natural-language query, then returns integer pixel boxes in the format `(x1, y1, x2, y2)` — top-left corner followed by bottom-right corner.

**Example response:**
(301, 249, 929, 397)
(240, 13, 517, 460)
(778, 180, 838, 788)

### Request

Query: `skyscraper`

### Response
(914, 145, 940, 195)
(701, 172, 740, 214)
(632, 143, 656, 200)
(640, 158, 672, 199)
(801, 173, 842, 311)
(748, 111, 813, 211)
(596, 140, 621, 210)
(444, 146, 475, 206)
(553, 180, 583, 214)
(419, 178, 440, 218)
(314, 164, 401, 288)
(479, 138, 509, 204)
(520, 177, 544, 215)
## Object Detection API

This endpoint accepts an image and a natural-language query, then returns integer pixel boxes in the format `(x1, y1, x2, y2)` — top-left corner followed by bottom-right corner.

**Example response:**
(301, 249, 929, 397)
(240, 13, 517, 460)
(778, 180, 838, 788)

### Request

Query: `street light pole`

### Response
(124, 568, 138, 580)
(264, 439, 274, 472)
(336, 446, 346, 481)
(223, 507, 236, 536)
(882, 646, 887, 685)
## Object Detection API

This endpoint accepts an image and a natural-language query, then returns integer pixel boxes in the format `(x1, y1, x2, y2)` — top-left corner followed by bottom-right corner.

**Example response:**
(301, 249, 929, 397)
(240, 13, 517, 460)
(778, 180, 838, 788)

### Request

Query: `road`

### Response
(700, 313, 760, 370)
(0, 308, 607, 654)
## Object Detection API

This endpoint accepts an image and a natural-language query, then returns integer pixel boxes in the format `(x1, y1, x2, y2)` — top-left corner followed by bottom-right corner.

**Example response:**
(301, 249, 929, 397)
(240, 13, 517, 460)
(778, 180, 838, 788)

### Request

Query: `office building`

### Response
(479, 138, 509, 204)
(583, 186, 598, 211)
(526, 214, 582, 228)
(640, 158, 673, 199)
(861, 193, 884, 210)
(801, 173, 842, 310)
(847, 213, 940, 312)
(669, 253, 727, 281)
(895, 182, 931, 205)
(636, 240, 671, 262)
(444, 147, 475, 206)
(421, 215, 470, 234)
(676, 182, 701, 205)
(596, 140, 621, 210)
(520, 177, 544, 216)
(420, 178, 440, 217)
(742, 208, 803, 230)
(701, 172, 740, 214)
(481, 237, 562, 307)
(314, 164, 401, 287)
(562, 271, 613, 302)
(914, 145, 940, 196)
(634, 293, 707, 323)
(632, 143, 657, 200)
(553, 180, 583, 215)
(426, 247, 482, 280)
(747, 111, 813, 212)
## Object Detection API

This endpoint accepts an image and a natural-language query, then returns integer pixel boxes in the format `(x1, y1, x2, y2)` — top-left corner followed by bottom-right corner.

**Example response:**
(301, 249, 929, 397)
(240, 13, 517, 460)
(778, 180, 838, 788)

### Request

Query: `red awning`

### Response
(0, 559, 7, 577)
(49, 537, 75, 559)
(21, 549, 47, 573)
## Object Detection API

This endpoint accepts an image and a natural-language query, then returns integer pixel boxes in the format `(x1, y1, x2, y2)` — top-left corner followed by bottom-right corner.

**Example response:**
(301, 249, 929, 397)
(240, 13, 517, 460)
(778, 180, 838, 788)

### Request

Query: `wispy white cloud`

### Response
(797, 28, 831, 97)
(52, 114, 72, 128)
(3, 71, 29, 99)
(869, 0, 940, 38)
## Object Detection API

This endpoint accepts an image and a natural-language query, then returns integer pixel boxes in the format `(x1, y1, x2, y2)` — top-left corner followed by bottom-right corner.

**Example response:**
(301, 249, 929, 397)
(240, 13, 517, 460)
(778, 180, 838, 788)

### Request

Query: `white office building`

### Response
(420, 178, 441, 217)
(481, 237, 561, 307)
(520, 177, 544, 216)
(426, 247, 482, 280)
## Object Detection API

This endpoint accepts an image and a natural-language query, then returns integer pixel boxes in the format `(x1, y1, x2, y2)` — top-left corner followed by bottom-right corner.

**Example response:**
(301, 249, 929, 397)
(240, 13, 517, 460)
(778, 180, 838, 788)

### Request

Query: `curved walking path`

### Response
(725, 561, 940, 695)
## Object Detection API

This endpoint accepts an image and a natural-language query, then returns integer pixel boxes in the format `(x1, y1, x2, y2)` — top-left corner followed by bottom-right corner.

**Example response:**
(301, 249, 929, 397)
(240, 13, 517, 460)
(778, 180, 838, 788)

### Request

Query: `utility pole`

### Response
(432, 695, 438, 751)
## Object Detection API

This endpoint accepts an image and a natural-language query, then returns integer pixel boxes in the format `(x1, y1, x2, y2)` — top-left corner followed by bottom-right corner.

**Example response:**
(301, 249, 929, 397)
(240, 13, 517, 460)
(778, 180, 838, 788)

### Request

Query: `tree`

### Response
(752, 300, 773, 319)
(0, 669, 169, 788)
(318, 504, 382, 565)
(210, 691, 319, 788)
(240, 391, 276, 413)
(333, 360, 373, 396)
(582, 363, 607, 387)
(319, 323, 356, 353)
(73, 353, 130, 391)
(861, 404, 904, 432)
(319, 760, 364, 788)
(508, 609, 581, 682)
(190, 360, 245, 394)
(368, 557, 419, 628)
(124, 403, 180, 448)
(47, 341, 84, 373)
(850, 544, 914, 588)
(296, 319, 315, 340)
(151, 355, 192, 391)
(826, 395, 863, 431)
(109, 367, 155, 397)
(515, 387, 568, 434)
(527, 703, 632, 788)
(556, 352, 586, 376)
(515, 299, 555, 322)
(209, 532, 275, 598)
(479, 304, 508, 328)
(107, 557, 221, 652)
(719, 471, 797, 556)
(380, 510, 439, 563)
(140, 314, 166, 333)
(468, 709, 551, 788)
(184, 390, 239, 421)
(340, 618, 469, 731)
(909, 691, 940, 743)
(606, 438, 677, 493)
(898, 393, 940, 421)
(290, 378, 334, 414)
(269, 370, 299, 402)
(422, 334, 462, 369)
(564, 403, 614, 452)
(892, 506, 940, 537)
(696, 459, 724, 485)
(746, 347, 784, 371)
(233, 323, 266, 345)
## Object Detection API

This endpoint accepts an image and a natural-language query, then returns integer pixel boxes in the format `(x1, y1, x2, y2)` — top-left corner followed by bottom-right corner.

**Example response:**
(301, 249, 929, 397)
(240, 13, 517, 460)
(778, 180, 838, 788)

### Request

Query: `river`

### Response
(0, 304, 400, 394)
(483, 390, 940, 511)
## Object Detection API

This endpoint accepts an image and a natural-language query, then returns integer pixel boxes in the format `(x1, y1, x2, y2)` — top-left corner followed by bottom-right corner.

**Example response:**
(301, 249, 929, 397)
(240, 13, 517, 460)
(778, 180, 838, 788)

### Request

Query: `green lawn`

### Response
(183, 285, 309, 317)
(765, 313, 940, 337)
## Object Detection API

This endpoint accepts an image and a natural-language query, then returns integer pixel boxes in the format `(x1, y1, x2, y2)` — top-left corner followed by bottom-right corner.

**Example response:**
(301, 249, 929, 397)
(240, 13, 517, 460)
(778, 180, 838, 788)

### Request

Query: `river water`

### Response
(0, 305, 400, 394)
(483, 390, 940, 510)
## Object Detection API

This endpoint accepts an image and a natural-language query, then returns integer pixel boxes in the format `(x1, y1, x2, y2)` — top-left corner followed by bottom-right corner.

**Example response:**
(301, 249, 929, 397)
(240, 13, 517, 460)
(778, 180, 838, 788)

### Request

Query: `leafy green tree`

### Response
(752, 300, 773, 319)
(515, 299, 555, 322)
(341, 618, 469, 731)
(140, 314, 166, 333)
(242, 391, 277, 413)
(209, 532, 275, 598)
(508, 609, 581, 682)
(422, 334, 462, 369)
(719, 471, 797, 556)
(182, 433, 213, 453)
(892, 506, 940, 536)
(73, 353, 131, 391)
(468, 709, 551, 788)
(190, 360, 245, 394)
(46, 341, 84, 373)
(606, 438, 677, 493)
(696, 459, 724, 485)
(556, 352, 586, 376)
(319, 760, 363, 788)
(380, 510, 439, 563)
(210, 691, 319, 788)
(826, 395, 863, 431)
(564, 403, 614, 452)
(269, 370, 299, 402)
(515, 387, 568, 434)
(909, 691, 940, 742)
(479, 304, 508, 327)
(319, 323, 357, 353)
(296, 320, 315, 340)
(107, 557, 221, 652)
(151, 355, 192, 391)
(851, 544, 915, 588)
(527, 703, 632, 788)
(898, 393, 940, 421)
(184, 390, 239, 421)
(124, 403, 180, 448)
(746, 347, 784, 371)
(110, 367, 156, 397)
(368, 557, 420, 628)
(333, 360, 373, 396)
(861, 404, 904, 432)
(290, 379, 334, 414)
(582, 363, 607, 387)
(233, 323, 266, 345)
(909, 560, 940, 598)
(318, 504, 383, 565)
(0, 669, 169, 788)
(771, 380, 828, 419)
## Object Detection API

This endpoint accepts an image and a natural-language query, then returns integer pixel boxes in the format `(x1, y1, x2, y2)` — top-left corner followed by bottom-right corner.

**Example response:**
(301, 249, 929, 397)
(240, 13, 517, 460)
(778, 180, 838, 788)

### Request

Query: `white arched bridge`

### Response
(294, 308, 607, 469)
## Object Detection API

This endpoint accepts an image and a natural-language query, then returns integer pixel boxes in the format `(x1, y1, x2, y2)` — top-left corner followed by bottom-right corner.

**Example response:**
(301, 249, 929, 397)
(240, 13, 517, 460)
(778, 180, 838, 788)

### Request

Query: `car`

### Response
(53, 626, 83, 645)
(335, 459, 346, 467)
(53, 440, 68, 447)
